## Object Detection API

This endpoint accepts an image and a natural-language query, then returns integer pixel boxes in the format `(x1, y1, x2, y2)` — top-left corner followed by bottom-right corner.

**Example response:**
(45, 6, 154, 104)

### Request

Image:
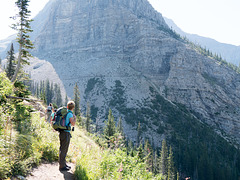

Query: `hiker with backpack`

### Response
(57, 101, 76, 171)
(50, 108, 57, 124)
(45, 103, 53, 123)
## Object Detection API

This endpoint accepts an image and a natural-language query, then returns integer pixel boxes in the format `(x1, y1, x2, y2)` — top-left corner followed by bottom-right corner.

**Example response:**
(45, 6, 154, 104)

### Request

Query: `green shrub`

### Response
(0, 155, 11, 179)
(75, 165, 89, 180)
(31, 113, 59, 162)
(75, 147, 155, 180)
(40, 141, 59, 162)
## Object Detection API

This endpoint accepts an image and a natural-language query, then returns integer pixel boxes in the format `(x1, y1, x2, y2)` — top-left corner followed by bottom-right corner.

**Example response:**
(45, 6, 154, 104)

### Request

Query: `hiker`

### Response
(45, 103, 53, 123)
(59, 101, 76, 171)
(50, 108, 57, 124)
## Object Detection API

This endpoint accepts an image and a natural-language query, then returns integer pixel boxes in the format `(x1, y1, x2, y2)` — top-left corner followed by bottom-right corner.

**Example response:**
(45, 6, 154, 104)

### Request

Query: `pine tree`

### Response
(45, 79, 51, 104)
(137, 141, 144, 162)
(65, 94, 68, 106)
(153, 150, 158, 174)
(103, 109, 116, 146)
(6, 43, 16, 80)
(40, 80, 46, 103)
(137, 122, 142, 146)
(11, 0, 34, 82)
(117, 117, 124, 135)
(127, 139, 134, 156)
(56, 84, 62, 107)
(167, 146, 175, 180)
(35, 82, 39, 98)
(159, 139, 168, 176)
(73, 83, 81, 116)
(50, 82, 54, 103)
(144, 139, 153, 172)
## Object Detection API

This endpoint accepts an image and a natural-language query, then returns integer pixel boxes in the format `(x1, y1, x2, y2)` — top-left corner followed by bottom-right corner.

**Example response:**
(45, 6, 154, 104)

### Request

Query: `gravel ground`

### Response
(26, 162, 75, 180)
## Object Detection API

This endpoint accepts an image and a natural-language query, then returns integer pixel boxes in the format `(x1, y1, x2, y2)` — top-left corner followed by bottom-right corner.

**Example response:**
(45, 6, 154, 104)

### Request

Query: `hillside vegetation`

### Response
(1, 69, 240, 180)
(0, 72, 170, 180)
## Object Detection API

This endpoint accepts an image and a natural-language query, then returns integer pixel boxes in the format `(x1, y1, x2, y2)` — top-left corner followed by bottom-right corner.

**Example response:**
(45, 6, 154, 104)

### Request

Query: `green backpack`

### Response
(52, 107, 71, 131)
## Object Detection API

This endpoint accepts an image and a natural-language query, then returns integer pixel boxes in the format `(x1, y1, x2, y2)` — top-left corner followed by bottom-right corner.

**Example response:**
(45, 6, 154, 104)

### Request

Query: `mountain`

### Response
(1, 56, 67, 98)
(0, 34, 17, 59)
(31, 0, 240, 145)
(164, 17, 240, 66)
(0, 0, 57, 60)
(4, 0, 240, 178)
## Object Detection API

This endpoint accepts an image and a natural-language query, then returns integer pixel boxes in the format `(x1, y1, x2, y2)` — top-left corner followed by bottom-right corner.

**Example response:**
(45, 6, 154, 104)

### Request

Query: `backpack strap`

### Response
(65, 111, 73, 127)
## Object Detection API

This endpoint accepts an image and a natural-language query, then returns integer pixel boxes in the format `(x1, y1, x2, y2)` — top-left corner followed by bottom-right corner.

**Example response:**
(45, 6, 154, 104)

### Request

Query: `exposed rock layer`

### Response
(30, 0, 240, 145)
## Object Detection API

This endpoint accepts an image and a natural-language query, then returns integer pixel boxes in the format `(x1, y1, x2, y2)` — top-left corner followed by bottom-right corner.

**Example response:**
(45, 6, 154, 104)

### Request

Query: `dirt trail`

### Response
(23, 100, 76, 180)
(27, 162, 75, 180)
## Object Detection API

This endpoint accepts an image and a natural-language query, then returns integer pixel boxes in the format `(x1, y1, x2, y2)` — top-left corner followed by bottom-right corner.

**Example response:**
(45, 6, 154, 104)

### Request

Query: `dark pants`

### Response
(59, 131, 71, 168)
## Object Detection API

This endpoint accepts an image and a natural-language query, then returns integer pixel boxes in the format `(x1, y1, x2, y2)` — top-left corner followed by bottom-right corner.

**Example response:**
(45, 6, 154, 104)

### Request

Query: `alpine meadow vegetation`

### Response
(0, 70, 176, 179)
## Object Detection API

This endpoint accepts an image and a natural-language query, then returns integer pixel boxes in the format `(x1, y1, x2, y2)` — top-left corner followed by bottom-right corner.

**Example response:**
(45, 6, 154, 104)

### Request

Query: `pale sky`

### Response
(0, 0, 239, 46)
(148, 0, 240, 46)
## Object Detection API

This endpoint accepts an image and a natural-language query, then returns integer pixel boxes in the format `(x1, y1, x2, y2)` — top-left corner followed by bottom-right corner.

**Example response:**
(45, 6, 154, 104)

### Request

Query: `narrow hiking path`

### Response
(25, 100, 77, 180)
(22, 99, 101, 180)
(27, 162, 75, 180)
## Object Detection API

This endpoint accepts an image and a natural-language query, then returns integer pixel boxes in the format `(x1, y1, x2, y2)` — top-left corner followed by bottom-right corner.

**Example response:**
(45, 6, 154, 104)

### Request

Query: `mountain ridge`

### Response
(164, 17, 240, 65)
(29, 0, 240, 146)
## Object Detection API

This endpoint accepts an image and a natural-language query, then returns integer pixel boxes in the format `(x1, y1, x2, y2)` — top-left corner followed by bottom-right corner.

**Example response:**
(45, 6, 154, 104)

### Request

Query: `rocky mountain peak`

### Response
(33, 0, 168, 54)
(30, 0, 240, 147)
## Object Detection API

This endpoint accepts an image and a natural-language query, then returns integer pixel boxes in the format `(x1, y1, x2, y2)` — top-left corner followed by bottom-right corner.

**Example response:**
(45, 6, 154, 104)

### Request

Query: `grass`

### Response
(0, 110, 59, 179)
(0, 100, 161, 179)
(72, 128, 162, 180)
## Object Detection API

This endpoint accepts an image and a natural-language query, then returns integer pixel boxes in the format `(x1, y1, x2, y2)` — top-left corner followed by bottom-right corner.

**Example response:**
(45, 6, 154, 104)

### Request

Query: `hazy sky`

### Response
(0, 0, 239, 46)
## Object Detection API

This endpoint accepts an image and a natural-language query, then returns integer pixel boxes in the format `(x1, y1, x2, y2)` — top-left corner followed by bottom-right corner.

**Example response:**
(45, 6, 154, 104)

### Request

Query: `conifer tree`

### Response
(144, 139, 153, 172)
(40, 80, 46, 103)
(117, 117, 124, 135)
(50, 82, 54, 102)
(6, 43, 16, 80)
(127, 140, 134, 156)
(159, 139, 168, 176)
(153, 150, 158, 174)
(35, 82, 39, 98)
(103, 109, 116, 144)
(137, 122, 142, 146)
(73, 83, 81, 116)
(95, 117, 100, 133)
(11, 0, 34, 82)
(167, 146, 175, 180)
(56, 84, 62, 107)
(137, 141, 144, 162)
(40, 88, 46, 103)
(45, 79, 51, 104)
(65, 94, 68, 106)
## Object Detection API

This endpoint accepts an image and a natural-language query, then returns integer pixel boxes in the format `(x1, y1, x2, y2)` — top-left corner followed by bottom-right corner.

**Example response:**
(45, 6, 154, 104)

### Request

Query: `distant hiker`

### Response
(50, 109, 57, 124)
(59, 101, 76, 171)
(45, 103, 53, 123)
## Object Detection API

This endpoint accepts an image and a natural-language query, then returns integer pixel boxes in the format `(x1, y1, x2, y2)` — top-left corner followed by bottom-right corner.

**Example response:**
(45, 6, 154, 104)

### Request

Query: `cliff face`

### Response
(31, 0, 240, 146)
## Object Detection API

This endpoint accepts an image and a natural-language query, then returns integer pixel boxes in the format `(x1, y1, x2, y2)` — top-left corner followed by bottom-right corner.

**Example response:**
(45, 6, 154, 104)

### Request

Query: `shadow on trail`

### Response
(60, 170, 75, 180)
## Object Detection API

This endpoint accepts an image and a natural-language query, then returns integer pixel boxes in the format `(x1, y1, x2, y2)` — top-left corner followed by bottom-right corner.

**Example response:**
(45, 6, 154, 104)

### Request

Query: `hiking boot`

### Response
(59, 166, 70, 171)
(66, 165, 71, 169)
